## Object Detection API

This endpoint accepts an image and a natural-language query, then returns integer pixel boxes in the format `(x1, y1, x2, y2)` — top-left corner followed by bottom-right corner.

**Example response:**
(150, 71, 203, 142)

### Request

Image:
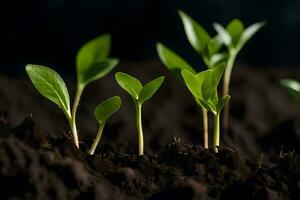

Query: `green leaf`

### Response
(210, 63, 226, 89)
(206, 35, 223, 57)
(226, 19, 244, 47)
(182, 69, 211, 100)
(26, 64, 70, 115)
(213, 23, 232, 47)
(216, 95, 230, 114)
(178, 10, 211, 55)
(182, 69, 202, 99)
(94, 96, 121, 124)
(199, 99, 217, 114)
(201, 63, 226, 101)
(237, 21, 266, 51)
(198, 71, 215, 101)
(281, 79, 300, 103)
(115, 72, 142, 99)
(138, 76, 165, 104)
(76, 34, 115, 87)
(201, 73, 213, 101)
(79, 58, 119, 86)
(156, 43, 196, 80)
(209, 52, 228, 67)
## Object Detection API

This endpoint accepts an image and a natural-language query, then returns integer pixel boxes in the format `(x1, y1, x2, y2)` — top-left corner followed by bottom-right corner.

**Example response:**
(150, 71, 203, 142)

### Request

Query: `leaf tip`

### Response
(25, 64, 33, 72)
(178, 9, 185, 17)
(115, 71, 122, 79)
(111, 58, 120, 66)
(156, 42, 164, 52)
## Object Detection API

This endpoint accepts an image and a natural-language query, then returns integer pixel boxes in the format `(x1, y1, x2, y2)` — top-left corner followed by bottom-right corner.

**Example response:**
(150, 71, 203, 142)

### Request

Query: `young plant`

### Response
(280, 79, 300, 103)
(156, 11, 226, 149)
(115, 72, 164, 155)
(26, 34, 119, 148)
(213, 19, 265, 130)
(156, 43, 210, 148)
(181, 63, 230, 153)
(89, 96, 121, 155)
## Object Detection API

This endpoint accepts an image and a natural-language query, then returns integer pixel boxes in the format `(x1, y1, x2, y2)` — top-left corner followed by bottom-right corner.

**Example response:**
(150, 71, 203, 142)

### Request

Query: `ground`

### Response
(0, 62, 299, 199)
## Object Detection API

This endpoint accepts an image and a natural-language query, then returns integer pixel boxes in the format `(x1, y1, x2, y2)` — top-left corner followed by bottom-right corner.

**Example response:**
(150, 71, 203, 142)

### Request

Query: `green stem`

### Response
(70, 86, 84, 148)
(135, 103, 144, 156)
(213, 114, 220, 153)
(222, 50, 236, 132)
(89, 122, 105, 155)
(202, 108, 209, 149)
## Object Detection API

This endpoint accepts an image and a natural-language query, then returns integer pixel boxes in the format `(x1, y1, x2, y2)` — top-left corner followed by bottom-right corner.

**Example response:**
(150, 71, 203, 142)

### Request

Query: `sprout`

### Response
(156, 42, 211, 149)
(89, 96, 121, 155)
(156, 11, 227, 149)
(115, 72, 164, 155)
(26, 34, 119, 148)
(213, 19, 266, 131)
(181, 63, 230, 152)
(281, 79, 300, 103)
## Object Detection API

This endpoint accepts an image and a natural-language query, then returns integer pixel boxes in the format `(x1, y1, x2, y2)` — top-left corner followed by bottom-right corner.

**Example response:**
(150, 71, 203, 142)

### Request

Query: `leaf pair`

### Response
(76, 34, 119, 90)
(213, 19, 266, 52)
(178, 10, 227, 67)
(115, 72, 165, 105)
(181, 63, 230, 115)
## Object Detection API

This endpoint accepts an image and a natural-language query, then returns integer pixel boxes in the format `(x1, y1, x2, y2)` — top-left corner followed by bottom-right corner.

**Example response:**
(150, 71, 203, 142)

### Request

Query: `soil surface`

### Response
(0, 62, 300, 199)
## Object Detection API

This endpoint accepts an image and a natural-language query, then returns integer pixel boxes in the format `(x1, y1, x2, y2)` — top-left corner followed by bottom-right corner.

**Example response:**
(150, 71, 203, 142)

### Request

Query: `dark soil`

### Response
(0, 62, 300, 199)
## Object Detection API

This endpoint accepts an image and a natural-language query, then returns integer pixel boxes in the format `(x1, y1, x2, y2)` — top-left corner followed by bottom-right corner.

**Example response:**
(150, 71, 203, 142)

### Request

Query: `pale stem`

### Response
(213, 114, 220, 153)
(222, 50, 236, 132)
(89, 122, 105, 155)
(202, 108, 209, 149)
(136, 103, 144, 156)
(70, 86, 84, 148)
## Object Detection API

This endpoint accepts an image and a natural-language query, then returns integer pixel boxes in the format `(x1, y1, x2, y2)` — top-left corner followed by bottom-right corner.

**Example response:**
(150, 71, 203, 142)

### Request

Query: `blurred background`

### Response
(1, 0, 300, 76)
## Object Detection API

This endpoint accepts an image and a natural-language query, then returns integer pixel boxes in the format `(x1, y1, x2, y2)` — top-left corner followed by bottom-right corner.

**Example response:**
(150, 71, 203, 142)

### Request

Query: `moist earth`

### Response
(0, 62, 300, 199)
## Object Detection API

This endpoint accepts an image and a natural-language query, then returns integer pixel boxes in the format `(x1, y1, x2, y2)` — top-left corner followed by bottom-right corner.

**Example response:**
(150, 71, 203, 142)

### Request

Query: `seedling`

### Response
(281, 79, 300, 103)
(89, 96, 121, 155)
(156, 43, 211, 148)
(115, 72, 164, 155)
(156, 11, 226, 149)
(181, 63, 230, 152)
(213, 19, 265, 130)
(26, 34, 119, 148)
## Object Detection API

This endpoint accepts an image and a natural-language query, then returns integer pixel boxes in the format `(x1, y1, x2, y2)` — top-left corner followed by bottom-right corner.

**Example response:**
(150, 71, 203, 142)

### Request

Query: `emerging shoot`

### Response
(181, 63, 230, 152)
(89, 96, 121, 155)
(213, 19, 265, 131)
(26, 34, 119, 148)
(115, 72, 164, 155)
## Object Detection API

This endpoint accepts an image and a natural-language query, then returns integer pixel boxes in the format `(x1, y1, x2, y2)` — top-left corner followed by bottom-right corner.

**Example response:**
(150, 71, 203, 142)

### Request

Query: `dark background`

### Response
(1, 0, 300, 76)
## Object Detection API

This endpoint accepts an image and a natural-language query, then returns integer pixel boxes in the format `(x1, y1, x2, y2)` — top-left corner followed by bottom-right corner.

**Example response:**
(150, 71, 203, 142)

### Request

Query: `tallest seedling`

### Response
(26, 34, 119, 148)
(213, 20, 265, 130)
(157, 10, 227, 149)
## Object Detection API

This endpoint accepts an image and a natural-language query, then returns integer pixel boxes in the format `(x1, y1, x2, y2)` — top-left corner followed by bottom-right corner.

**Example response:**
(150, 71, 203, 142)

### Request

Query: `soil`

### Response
(0, 62, 300, 199)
